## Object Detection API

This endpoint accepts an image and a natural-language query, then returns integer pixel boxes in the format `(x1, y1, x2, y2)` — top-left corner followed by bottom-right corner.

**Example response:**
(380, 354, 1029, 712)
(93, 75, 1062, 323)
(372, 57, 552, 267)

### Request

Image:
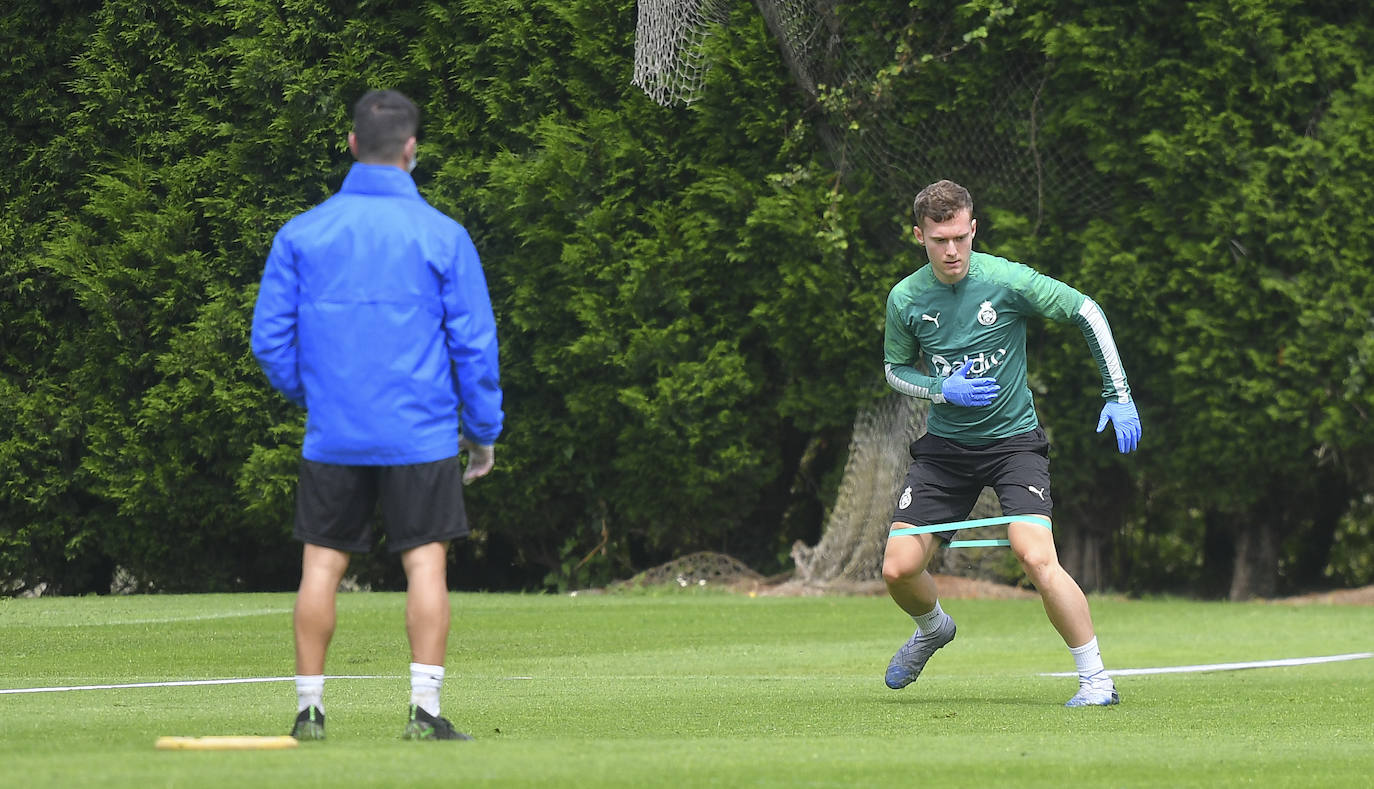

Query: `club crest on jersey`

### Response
(899, 486, 913, 510)
(977, 300, 997, 326)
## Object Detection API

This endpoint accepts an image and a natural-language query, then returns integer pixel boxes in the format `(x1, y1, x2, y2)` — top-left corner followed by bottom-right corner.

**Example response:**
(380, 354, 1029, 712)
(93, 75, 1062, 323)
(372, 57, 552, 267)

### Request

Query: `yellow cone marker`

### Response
(155, 735, 299, 751)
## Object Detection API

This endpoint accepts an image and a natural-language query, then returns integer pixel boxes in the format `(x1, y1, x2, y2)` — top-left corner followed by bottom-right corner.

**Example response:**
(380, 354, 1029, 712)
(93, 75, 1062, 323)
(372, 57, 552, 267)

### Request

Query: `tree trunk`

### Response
(1229, 519, 1280, 600)
(790, 393, 924, 585)
(790, 393, 1003, 587)
(1201, 512, 1235, 599)
(1055, 466, 1131, 593)
(1060, 527, 1105, 592)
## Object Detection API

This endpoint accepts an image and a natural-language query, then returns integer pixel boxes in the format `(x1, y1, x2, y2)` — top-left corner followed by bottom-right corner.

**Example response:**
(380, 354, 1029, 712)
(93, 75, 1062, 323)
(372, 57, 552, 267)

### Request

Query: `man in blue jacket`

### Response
(252, 89, 503, 742)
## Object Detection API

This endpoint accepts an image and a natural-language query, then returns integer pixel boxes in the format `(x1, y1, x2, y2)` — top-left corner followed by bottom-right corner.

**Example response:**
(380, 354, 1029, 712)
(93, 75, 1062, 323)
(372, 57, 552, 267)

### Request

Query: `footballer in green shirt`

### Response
(879, 180, 1141, 707)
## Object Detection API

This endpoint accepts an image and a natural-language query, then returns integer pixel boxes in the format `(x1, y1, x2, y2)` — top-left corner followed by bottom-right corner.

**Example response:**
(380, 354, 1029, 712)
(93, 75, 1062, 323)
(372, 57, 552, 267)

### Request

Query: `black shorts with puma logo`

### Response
(891, 426, 1053, 543)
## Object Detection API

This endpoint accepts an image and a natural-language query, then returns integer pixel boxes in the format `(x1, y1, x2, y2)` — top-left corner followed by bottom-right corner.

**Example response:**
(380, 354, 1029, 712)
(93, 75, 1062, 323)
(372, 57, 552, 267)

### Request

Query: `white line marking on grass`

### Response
(59, 609, 293, 627)
(1039, 652, 1374, 677)
(0, 675, 401, 695)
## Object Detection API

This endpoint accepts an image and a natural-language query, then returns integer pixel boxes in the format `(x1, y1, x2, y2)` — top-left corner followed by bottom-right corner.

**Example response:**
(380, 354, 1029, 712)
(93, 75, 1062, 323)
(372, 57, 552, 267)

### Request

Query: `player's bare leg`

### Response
(881, 529, 957, 689)
(1008, 519, 1118, 706)
(882, 530, 941, 615)
(1008, 520, 1094, 645)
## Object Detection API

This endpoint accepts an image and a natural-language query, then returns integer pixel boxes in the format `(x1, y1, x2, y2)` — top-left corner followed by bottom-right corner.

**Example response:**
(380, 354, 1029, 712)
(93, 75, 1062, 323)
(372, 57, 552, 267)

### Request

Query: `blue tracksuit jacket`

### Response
(251, 163, 503, 465)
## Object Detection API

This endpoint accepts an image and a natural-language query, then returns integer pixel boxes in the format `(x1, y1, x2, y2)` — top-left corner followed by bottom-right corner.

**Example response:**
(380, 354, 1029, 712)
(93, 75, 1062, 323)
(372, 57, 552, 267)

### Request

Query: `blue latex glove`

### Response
(1096, 400, 1141, 453)
(941, 360, 1000, 407)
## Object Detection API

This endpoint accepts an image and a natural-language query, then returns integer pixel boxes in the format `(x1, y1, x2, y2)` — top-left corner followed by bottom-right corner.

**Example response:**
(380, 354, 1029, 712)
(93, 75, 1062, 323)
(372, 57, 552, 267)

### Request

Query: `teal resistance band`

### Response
(888, 514, 1052, 548)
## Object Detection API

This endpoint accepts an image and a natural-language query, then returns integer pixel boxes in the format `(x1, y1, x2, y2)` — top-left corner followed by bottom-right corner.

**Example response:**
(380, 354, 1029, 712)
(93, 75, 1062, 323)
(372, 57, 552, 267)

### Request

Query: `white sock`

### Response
(912, 601, 947, 634)
(1069, 637, 1110, 685)
(295, 674, 324, 713)
(410, 662, 445, 717)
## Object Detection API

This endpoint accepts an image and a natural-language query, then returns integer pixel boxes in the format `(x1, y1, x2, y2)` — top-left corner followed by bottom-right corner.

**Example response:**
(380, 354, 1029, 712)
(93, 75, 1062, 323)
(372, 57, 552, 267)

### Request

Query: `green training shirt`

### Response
(884, 250, 1131, 443)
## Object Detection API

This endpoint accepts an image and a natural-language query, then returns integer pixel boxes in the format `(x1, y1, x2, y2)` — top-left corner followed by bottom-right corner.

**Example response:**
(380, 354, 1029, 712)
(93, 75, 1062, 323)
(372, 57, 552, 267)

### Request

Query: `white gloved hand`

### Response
(459, 436, 495, 485)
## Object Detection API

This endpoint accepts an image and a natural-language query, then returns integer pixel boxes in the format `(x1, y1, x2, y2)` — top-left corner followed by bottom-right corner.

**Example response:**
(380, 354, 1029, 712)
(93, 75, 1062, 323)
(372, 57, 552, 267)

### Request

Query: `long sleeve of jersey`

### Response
(882, 252, 1131, 440)
(884, 295, 952, 404)
(1066, 296, 1132, 404)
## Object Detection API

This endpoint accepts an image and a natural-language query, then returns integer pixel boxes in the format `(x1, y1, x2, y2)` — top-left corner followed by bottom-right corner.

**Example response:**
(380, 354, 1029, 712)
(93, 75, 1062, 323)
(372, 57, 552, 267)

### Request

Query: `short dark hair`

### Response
(352, 89, 419, 161)
(912, 180, 974, 227)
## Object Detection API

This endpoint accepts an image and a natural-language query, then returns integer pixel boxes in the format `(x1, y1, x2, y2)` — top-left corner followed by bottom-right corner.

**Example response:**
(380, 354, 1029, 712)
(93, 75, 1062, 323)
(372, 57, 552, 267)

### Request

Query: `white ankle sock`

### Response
(1069, 637, 1110, 684)
(912, 601, 947, 634)
(410, 662, 445, 717)
(295, 674, 324, 713)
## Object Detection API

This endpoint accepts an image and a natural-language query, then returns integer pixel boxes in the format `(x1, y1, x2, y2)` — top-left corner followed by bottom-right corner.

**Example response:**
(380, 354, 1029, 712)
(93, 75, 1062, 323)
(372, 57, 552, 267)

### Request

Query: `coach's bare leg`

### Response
(1009, 520, 1095, 647)
(401, 541, 451, 665)
(295, 544, 352, 675)
(882, 529, 941, 615)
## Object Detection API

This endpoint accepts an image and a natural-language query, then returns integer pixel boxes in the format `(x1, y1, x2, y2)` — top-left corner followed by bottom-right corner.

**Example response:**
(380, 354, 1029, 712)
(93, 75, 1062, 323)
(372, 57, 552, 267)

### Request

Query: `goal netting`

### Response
(632, 0, 1114, 222)
(788, 394, 1004, 588)
(631, 0, 734, 106)
(633, 1, 1102, 586)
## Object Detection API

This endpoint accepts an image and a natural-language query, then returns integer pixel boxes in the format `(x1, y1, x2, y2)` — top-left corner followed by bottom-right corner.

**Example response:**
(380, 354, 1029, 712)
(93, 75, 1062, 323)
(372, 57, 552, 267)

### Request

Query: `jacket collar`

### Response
(339, 163, 421, 198)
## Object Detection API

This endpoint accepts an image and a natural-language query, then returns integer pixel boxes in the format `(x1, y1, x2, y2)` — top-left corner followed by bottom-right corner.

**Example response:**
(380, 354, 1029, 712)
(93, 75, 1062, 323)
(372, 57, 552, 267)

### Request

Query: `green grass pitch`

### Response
(1, 589, 1370, 788)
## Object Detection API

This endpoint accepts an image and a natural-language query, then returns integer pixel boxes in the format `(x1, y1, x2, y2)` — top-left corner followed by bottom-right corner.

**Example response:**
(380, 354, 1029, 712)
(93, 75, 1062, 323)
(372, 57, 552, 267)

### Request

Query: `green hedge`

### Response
(3, 0, 1372, 596)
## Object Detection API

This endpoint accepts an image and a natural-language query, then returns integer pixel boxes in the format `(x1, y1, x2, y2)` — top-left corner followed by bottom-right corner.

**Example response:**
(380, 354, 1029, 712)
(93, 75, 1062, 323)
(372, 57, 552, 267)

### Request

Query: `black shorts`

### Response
(891, 426, 1053, 543)
(294, 456, 469, 554)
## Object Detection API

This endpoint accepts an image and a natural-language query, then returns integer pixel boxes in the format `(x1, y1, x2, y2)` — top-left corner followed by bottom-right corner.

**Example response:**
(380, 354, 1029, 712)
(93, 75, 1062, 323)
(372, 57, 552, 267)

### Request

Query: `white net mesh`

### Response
(790, 393, 924, 585)
(789, 394, 1005, 586)
(615, 550, 764, 588)
(632, 0, 734, 106)
(631, 1, 1106, 586)
(633, 0, 1114, 219)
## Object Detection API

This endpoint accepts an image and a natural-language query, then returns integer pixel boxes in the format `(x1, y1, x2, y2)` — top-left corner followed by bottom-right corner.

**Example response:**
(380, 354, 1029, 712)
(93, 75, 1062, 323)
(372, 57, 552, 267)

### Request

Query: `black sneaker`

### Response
(402, 704, 472, 741)
(291, 706, 325, 740)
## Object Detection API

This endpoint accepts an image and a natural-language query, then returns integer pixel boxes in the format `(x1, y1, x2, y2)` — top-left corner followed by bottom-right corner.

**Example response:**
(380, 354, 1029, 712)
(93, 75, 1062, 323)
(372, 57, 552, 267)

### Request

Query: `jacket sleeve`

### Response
(440, 229, 504, 445)
(250, 232, 306, 408)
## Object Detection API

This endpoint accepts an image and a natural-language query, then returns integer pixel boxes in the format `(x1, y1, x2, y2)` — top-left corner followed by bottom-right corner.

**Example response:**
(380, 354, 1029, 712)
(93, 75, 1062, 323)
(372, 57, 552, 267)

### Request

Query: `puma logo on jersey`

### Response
(921, 312, 941, 328)
(1028, 485, 1046, 501)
